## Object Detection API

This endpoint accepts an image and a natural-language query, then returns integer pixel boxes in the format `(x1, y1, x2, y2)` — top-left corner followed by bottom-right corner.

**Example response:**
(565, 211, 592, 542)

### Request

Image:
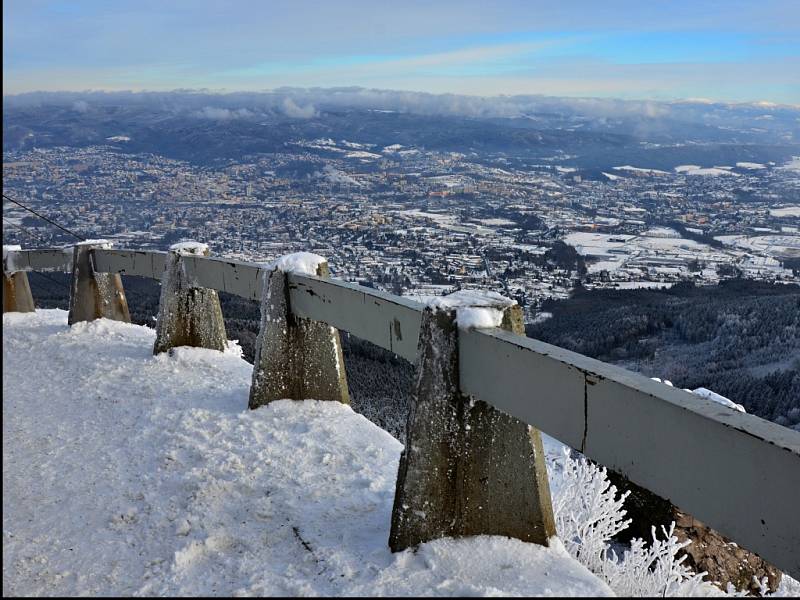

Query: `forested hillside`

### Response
(528, 280, 800, 429)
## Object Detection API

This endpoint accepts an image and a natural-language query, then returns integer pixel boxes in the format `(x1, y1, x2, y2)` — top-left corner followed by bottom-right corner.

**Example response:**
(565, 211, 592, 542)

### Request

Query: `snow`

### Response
(3, 310, 610, 597)
(429, 289, 515, 329)
(769, 206, 800, 218)
(319, 164, 361, 186)
(735, 162, 766, 170)
(344, 151, 382, 159)
(75, 238, 113, 248)
(106, 135, 131, 142)
(612, 166, 670, 176)
(169, 241, 209, 256)
(691, 388, 746, 413)
(778, 156, 800, 172)
(643, 227, 681, 238)
(650, 379, 746, 413)
(684, 167, 740, 177)
(270, 251, 327, 276)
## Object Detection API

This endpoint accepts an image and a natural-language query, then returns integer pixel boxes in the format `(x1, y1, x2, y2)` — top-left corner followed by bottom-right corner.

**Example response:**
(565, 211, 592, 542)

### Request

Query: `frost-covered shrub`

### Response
(550, 447, 631, 572)
(551, 448, 721, 597)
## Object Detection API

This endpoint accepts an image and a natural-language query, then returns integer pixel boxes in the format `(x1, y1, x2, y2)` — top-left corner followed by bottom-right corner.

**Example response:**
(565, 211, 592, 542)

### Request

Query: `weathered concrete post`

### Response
(68, 240, 131, 325)
(249, 252, 349, 409)
(153, 242, 227, 355)
(3, 245, 35, 313)
(390, 290, 556, 552)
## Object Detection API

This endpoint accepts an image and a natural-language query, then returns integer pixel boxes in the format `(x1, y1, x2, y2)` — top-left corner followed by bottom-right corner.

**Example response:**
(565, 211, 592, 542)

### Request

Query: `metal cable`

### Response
(2, 193, 86, 241)
(3, 217, 50, 245)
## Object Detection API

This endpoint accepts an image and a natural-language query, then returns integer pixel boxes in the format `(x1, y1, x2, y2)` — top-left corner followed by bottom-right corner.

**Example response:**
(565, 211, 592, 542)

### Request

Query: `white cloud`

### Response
(193, 106, 253, 120)
(281, 97, 317, 119)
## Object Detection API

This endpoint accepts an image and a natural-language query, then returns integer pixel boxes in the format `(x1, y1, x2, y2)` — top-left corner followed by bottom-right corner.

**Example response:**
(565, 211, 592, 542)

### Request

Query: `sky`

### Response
(3, 0, 800, 103)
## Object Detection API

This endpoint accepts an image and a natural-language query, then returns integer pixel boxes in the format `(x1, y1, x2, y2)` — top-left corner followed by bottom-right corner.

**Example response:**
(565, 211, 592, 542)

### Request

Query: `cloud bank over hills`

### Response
(5, 87, 799, 122)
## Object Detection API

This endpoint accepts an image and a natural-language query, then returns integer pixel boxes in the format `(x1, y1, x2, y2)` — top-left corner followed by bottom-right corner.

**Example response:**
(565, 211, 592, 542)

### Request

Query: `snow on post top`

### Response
(429, 289, 515, 329)
(270, 252, 327, 275)
(75, 239, 114, 248)
(169, 241, 210, 256)
(3, 245, 22, 273)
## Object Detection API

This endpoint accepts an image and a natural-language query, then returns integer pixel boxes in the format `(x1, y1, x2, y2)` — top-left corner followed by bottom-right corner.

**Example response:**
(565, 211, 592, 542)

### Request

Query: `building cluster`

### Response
(3, 142, 799, 320)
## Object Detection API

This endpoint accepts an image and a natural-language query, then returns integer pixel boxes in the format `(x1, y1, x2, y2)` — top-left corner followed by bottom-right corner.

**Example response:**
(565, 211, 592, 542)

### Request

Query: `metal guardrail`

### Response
(5, 246, 800, 576)
(3, 248, 73, 272)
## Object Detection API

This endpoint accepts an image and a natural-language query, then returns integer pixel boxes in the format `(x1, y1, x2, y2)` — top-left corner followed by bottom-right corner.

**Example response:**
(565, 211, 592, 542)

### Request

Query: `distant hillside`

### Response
(528, 280, 800, 429)
(5, 99, 799, 169)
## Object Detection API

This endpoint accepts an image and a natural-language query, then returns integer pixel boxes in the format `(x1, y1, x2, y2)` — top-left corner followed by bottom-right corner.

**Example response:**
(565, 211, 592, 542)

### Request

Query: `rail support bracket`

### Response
(390, 293, 556, 552)
(68, 240, 130, 325)
(249, 256, 349, 409)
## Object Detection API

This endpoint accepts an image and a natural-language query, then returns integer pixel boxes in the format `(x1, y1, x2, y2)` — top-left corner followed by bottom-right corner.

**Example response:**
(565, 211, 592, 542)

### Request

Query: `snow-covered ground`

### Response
(3, 310, 611, 597)
(6, 310, 800, 597)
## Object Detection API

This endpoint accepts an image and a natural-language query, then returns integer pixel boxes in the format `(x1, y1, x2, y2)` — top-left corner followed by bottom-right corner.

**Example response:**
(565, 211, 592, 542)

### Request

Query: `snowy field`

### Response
(3, 310, 610, 597)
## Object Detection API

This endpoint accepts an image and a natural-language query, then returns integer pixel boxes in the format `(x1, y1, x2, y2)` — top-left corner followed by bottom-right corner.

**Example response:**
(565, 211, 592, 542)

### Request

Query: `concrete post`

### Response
(3, 246, 35, 313)
(68, 240, 131, 325)
(390, 291, 556, 552)
(153, 242, 227, 355)
(249, 254, 349, 409)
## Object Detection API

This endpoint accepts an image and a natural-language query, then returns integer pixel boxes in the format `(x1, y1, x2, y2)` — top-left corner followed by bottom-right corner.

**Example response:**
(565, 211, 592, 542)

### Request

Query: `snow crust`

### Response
(270, 252, 327, 276)
(429, 289, 515, 329)
(2, 310, 610, 597)
(169, 241, 209, 256)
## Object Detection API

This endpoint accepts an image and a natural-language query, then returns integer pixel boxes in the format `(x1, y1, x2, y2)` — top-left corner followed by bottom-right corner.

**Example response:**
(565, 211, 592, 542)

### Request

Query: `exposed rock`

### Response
(673, 510, 781, 596)
(607, 471, 781, 595)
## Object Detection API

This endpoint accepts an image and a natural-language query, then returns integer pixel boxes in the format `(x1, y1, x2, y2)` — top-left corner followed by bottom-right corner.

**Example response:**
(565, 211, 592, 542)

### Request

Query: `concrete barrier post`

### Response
(390, 290, 556, 552)
(68, 240, 131, 325)
(3, 245, 35, 313)
(249, 253, 349, 409)
(153, 242, 227, 355)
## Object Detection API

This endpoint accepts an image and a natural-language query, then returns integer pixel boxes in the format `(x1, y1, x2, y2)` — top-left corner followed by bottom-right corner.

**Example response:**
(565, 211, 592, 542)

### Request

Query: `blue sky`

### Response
(4, 0, 799, 103)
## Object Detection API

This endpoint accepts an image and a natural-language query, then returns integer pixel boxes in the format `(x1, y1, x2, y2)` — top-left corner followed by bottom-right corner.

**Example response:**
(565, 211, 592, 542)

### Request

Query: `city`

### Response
(4, 140, 799, 320)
